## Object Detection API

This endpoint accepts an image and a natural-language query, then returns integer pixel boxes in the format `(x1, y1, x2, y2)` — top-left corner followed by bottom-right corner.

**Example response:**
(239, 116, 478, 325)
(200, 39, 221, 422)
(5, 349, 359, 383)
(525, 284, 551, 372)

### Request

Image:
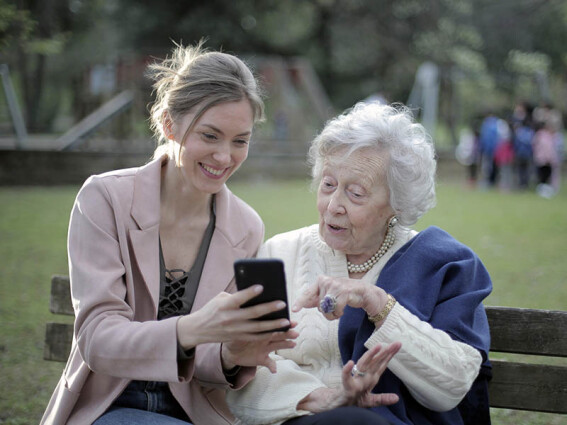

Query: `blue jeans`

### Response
(93, 380, 192, 424)
(282, 406, 391, 425)
(93, 408, 192, 425)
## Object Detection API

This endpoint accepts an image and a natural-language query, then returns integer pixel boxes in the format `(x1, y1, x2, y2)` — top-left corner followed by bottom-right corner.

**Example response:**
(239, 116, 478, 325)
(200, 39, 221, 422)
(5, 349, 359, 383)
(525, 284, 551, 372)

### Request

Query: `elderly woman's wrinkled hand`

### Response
(292, 275, 388, 320)
(341, 342, 401, 408)
(296, 342, 401, 413)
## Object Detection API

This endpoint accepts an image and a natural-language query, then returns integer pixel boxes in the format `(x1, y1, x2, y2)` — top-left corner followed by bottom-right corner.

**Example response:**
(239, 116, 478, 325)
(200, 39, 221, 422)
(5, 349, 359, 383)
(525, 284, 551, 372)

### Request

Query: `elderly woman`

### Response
(227, 102, 492, 425)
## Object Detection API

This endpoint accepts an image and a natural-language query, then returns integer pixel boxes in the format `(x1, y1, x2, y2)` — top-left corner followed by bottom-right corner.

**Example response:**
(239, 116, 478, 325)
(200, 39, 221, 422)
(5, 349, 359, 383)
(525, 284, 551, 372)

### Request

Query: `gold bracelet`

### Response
(368, 294, 396, 323)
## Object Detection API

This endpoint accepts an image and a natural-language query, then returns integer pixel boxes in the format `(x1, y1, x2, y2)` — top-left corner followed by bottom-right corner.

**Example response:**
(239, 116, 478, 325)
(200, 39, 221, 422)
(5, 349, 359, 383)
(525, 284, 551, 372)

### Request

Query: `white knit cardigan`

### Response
(226, 225, 482, 425)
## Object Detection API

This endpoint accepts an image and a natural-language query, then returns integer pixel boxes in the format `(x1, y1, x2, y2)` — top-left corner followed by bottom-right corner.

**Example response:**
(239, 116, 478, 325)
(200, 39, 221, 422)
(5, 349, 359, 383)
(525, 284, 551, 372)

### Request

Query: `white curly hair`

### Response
(308, 102, 437, 226)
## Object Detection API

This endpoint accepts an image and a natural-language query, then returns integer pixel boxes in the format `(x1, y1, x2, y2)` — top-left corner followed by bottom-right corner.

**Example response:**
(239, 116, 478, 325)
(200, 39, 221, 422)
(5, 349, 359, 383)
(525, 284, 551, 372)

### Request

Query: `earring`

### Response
(387, 215, 398, 228)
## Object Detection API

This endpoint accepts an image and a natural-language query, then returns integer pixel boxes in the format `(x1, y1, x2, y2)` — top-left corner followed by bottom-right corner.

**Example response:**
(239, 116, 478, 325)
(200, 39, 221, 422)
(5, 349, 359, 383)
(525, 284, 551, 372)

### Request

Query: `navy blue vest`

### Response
(339, 227, 492, 425)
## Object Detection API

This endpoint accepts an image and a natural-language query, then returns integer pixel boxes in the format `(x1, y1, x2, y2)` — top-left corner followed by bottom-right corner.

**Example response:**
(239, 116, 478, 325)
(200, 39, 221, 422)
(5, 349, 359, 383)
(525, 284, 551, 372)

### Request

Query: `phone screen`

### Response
(234, 258, 290, 332)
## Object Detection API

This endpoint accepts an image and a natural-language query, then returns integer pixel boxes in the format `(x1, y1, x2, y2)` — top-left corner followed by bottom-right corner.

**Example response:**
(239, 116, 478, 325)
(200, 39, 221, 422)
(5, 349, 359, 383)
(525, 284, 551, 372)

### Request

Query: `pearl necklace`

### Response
(347, 216, 397, 274)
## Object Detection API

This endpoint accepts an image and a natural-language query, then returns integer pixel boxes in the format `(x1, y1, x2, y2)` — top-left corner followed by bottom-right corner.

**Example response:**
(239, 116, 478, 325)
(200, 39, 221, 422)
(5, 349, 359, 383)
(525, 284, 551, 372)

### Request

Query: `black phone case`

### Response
(234, 258, 290, 332)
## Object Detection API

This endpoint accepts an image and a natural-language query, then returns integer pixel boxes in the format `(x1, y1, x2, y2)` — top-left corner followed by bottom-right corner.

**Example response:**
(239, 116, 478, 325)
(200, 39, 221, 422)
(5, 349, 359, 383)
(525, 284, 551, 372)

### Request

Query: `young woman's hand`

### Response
(177, 285, 297, 363)
(221, 322, 298, 373)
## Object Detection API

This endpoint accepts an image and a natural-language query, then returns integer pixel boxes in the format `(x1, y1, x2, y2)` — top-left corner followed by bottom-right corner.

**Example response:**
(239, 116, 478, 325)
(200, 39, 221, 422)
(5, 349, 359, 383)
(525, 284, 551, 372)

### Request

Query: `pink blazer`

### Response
(41, 156, 264, 425)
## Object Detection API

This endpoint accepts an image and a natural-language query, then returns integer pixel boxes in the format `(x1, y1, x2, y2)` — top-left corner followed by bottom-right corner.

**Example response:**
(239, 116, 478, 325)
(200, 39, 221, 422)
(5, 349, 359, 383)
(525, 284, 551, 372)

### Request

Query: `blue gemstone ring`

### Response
(319, 294, 337, 314)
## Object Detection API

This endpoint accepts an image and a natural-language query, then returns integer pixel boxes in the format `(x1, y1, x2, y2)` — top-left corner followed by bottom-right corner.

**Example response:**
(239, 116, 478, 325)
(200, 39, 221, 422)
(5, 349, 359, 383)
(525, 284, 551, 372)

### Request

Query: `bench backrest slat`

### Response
(488, 360, 567, 413)
(44, 322, 73, 362)
(486, 306, 567, 357)
(50, 275, 73, 316)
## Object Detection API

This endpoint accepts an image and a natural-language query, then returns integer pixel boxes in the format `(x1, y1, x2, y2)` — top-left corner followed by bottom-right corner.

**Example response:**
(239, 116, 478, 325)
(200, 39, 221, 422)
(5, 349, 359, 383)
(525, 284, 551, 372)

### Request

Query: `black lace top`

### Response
(158, 196, 216, 320)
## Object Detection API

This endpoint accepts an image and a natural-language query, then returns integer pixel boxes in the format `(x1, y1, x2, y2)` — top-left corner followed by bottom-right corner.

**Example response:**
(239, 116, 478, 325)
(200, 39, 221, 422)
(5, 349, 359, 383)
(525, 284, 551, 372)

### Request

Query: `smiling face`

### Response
(317, 147, 395, 263)
(170, 99, 254, 195)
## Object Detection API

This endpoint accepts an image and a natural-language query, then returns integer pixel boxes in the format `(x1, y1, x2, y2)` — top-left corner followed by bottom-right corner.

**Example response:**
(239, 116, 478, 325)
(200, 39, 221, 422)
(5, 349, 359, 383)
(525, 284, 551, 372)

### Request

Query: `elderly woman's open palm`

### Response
(297, 342, 401, 413)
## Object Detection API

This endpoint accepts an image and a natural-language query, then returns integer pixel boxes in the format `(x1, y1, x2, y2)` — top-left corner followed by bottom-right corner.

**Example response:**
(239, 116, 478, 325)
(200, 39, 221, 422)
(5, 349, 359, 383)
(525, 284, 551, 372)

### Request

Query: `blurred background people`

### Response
(510, 102, 535, 190)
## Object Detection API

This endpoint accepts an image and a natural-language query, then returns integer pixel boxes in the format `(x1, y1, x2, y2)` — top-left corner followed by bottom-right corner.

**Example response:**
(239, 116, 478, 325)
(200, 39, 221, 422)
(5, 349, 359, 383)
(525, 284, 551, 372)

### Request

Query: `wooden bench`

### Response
(43, 275, 74, 363)
(44, 275, 567, 414)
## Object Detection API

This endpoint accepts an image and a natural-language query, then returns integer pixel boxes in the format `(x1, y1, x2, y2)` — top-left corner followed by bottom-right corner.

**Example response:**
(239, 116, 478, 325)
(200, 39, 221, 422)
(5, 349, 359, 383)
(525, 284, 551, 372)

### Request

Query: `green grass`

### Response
(1, 176, 566, 424)
(229, 178, 567, 311)
(0, 187, 77, 425)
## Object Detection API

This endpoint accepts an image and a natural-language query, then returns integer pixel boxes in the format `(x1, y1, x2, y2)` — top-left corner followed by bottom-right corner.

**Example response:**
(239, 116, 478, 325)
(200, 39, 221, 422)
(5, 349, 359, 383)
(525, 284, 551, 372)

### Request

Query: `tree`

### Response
(0, 1, 34, 50)
(5, 0, 567, 138)
(1, 0, 114, 132)
(3, 0, 73, 131)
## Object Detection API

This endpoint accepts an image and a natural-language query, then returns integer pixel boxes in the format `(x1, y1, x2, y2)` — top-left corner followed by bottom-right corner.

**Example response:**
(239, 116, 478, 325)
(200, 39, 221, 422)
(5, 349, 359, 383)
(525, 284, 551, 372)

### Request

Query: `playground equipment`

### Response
(0, 64, 28, 149)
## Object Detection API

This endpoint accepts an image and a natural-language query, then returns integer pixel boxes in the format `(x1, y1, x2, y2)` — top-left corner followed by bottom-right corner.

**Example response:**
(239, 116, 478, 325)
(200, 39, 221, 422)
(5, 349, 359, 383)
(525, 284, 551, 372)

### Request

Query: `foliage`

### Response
(0, 0, 118, 131)
(506, 50, 551, 75)
(2, 0, 567, 137)
(0, 1, 35, 51)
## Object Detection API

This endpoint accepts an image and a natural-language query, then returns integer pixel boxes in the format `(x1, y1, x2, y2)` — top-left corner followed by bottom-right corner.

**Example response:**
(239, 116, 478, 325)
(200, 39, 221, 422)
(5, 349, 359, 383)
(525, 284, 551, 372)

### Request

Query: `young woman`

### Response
(41, 42, 296, 425)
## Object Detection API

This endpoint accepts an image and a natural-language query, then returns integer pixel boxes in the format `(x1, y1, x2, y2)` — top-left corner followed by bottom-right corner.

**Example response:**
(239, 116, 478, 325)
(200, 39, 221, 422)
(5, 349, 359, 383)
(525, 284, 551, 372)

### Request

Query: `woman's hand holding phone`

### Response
(177, 284, 293, 346)
(223, 259, 297, 372)
(176, 261, 297, 373)
(221, 318, 298, 373)
(234, 258, 291, 331)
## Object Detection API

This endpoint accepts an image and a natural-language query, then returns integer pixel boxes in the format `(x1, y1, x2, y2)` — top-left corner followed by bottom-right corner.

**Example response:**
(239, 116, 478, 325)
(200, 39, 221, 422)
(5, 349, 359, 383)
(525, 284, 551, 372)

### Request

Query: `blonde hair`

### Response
(147, 41, 265, 159)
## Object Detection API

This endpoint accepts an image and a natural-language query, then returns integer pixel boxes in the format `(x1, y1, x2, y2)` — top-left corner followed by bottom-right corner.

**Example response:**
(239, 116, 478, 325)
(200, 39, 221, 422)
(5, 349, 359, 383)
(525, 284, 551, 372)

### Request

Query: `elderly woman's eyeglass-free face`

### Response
(317, 148, 395, 265)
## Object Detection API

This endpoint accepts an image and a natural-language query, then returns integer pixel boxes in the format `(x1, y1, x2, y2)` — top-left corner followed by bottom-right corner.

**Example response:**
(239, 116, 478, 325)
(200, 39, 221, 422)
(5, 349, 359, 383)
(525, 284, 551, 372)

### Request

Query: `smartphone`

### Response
(234, 258, 290, 332)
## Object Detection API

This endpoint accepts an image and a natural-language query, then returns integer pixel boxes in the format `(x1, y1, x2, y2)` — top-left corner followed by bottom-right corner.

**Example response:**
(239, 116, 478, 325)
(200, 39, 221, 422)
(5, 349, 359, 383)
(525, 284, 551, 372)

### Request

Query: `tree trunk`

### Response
(17, 0, 52, 132)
